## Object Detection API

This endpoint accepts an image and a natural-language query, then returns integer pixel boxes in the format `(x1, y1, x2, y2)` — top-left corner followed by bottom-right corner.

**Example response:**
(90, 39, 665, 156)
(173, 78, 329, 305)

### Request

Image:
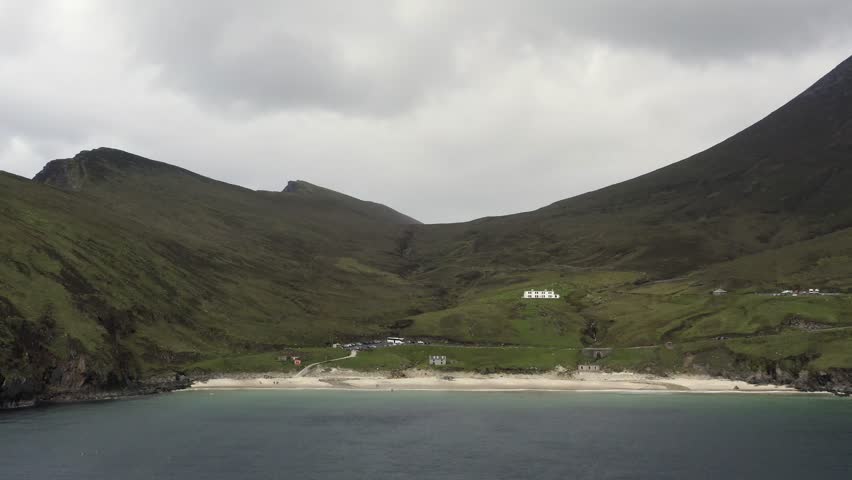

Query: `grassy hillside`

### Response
(3, 57, 852, 402)
(407, 55, 852, 278)
(1, 156, 436, 403)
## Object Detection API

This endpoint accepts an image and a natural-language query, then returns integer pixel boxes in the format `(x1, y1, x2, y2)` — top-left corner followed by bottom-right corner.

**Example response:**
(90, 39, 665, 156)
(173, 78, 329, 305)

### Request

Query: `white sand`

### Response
(190, 369, 802, 394)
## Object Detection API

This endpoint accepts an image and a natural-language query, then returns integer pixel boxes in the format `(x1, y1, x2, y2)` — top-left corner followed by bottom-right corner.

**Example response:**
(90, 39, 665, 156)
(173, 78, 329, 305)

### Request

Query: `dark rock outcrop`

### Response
(0, 374, 40, 409)
(792, 369, 852, 395)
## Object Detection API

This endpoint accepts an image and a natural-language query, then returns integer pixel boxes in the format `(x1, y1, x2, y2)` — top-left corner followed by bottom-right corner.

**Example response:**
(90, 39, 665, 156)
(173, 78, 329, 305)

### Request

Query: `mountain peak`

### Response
(31, 147, 421, 225)
(33, 148, 199, 191)
(282, 180, 320, 193)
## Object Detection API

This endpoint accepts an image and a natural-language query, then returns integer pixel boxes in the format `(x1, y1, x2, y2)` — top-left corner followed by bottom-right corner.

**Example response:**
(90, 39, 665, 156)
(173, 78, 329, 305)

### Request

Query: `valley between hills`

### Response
(2, 55, 852, 406)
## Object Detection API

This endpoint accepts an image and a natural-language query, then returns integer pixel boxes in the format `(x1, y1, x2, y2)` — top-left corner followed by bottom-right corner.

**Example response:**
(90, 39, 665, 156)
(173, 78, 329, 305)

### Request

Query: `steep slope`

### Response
(554, 53, 852, 218)
(409, 55, 852, 277)
(34, 148, 420, 270)
(36, 148, 419, 226)
(2, 151, 430, 405)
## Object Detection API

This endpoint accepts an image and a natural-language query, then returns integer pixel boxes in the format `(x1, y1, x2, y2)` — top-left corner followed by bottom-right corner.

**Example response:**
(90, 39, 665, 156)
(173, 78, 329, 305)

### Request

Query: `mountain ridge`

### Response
(32, 147, 421, 229)
(3, 56, 852, 406)
(34, 147, 218, 192)
(547, 54, 852, 216)
(402, 55, 852, 277)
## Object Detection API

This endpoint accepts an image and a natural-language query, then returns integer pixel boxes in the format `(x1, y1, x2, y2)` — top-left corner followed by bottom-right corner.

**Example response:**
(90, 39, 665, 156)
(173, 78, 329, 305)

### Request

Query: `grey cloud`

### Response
(110, 0, 852, 116)
(115, 0, 463, 115)
(0, 0, 850, 222)
(0, 98, 96, 144)
(482, 0, 852, 61)
(0, 0, 42, 55)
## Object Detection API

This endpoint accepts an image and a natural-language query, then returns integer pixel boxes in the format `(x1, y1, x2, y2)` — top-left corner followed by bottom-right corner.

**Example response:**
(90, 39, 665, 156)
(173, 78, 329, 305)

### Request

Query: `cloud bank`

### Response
(1, 0, 850, 222)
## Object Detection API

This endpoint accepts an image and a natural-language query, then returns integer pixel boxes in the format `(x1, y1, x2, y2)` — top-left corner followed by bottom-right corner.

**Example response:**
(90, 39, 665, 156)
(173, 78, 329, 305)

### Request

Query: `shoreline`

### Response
(0, 370, 832, 411)
(190, 369, 809, 394)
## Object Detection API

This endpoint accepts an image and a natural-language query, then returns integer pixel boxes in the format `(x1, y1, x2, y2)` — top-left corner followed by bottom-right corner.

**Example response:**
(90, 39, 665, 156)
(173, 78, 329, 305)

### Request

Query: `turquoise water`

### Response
(1, 391, 850, 479)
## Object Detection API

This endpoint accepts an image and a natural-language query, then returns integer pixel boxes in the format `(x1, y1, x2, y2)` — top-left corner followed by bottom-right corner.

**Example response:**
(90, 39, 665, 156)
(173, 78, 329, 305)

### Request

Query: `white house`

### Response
(523, 289, 560, 299)
(429, 355, 447, 366)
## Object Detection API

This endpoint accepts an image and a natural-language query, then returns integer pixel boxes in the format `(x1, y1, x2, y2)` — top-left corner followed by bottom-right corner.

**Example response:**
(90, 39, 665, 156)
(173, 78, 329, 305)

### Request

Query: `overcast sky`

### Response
(1, 1, 850, 223)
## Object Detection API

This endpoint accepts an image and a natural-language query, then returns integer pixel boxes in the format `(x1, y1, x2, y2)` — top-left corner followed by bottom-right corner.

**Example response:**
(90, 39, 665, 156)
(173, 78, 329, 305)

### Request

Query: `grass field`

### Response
(185, 348, 345, 374)
(192, 324, 848, 377)
(341, 345, 584, 373)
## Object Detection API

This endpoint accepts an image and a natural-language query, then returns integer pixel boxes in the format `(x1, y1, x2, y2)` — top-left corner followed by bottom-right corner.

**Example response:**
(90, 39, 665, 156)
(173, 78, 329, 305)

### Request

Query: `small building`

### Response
(712, 288, 728, 296)
(293, 358, 302, 366)
(577, 364, 600, 372)
(429, 355, 447, 366)
(387, 337, 405, 345)
(523, 289, 561, 299)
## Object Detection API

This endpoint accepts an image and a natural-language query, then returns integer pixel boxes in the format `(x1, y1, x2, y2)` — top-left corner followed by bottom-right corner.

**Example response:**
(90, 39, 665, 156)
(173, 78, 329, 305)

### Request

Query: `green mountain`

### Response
(2, 149, 429, 405)
(3, 57, 852, 405)
(410, 55, 852, 277)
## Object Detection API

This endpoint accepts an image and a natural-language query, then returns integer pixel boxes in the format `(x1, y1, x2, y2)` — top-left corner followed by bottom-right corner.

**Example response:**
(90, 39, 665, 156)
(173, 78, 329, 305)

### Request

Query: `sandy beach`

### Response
(190, 369, 801, 394)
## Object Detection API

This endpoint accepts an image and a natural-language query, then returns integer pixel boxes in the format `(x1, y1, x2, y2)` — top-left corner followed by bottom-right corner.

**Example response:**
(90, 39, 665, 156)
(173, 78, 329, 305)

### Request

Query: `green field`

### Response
(185, 348, 345, 374)
(178, 323, 852, 380)
(343, 345, 583, 373)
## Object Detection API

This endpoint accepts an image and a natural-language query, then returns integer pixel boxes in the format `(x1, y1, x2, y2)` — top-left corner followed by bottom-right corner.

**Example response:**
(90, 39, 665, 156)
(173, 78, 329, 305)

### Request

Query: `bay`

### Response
(1, 391, 850, 479)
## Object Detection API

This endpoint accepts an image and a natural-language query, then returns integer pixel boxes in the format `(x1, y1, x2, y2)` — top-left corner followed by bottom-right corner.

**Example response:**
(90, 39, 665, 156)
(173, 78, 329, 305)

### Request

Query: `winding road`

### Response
(294, 350, 357, 377)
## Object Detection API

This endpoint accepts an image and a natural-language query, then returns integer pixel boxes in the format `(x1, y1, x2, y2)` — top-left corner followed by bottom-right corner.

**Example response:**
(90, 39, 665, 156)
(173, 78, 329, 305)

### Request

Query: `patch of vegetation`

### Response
(343, 346, 582, 373)
(184, 348, 344, 374)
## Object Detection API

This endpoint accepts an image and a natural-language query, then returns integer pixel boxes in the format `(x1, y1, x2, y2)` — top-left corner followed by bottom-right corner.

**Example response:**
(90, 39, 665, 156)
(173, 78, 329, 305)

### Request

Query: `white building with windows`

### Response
(523, 289, 560, 299)
(429, 355, 447, 366)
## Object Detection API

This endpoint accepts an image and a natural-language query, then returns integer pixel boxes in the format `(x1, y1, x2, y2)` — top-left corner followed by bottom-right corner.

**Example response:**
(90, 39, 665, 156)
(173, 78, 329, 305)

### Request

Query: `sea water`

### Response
(1, 390, 850, 479)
